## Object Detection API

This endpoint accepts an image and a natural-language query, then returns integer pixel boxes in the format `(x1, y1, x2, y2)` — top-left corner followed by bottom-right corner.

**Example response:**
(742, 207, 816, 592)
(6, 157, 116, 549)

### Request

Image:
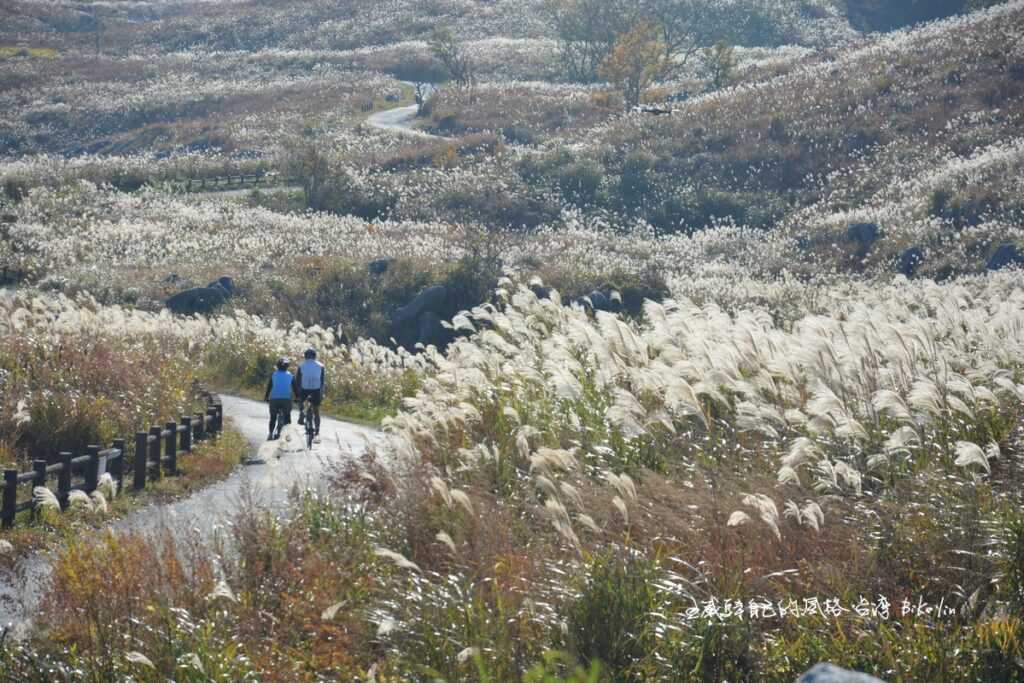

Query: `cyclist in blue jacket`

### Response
(296, 347, 325, 439)
(264, 357, 297, 440)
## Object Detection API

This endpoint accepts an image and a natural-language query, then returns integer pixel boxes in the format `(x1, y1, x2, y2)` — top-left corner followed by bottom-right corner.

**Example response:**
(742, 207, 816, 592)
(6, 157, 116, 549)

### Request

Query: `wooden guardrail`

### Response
(1, 394, 224, 528)
(171, 171, 299, 193)
(0, 266, 25, 285)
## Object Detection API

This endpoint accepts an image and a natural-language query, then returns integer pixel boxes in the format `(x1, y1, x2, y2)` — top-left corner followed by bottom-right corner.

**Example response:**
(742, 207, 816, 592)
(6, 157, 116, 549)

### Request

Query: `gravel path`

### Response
(0, 395, 382, 637)
(184, 184, 303, 201)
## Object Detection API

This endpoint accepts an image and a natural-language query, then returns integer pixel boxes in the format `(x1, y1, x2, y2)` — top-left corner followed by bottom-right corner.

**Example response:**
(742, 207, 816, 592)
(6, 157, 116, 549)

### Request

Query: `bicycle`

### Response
(299, 396, 317, 449)
(269, 402, 290, 440)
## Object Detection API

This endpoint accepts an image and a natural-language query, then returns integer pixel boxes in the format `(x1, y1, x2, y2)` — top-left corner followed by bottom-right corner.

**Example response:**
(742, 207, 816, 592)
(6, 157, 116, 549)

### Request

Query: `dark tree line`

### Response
(846, 0, 1005, 32)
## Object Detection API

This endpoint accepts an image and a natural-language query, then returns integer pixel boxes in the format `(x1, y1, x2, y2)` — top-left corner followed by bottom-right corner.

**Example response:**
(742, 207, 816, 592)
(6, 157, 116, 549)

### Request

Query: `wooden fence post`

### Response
(2, 470, 17, 528)
(214, 402, 223, 433)
(32, 460, 46, 519)
(85, 445, 100, 493)
(32, 460, 46, 490)
(165, 421, 178, 475)
(180, 415, 193, 452)
(111, 438, 125, 494)
(58, 451, 72, 508)
(148, 426, 162, 482)
(134, 432, 148, 491)
(207, 406, 218, 436)
(195, 411, 206, 441)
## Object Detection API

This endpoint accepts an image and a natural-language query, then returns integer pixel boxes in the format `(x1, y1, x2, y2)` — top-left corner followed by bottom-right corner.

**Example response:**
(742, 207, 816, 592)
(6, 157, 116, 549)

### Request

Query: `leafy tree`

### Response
(428, 26, 474, 89)
(544, 0, 636, 82)
(547, 0, 788, 83)
(597, 21, 668, 109)
(700, 40, 737, 91)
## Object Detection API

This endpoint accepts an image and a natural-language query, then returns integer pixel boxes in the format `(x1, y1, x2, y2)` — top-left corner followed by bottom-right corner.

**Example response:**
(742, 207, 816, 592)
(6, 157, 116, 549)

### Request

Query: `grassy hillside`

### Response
(1, 2, 1023, 680)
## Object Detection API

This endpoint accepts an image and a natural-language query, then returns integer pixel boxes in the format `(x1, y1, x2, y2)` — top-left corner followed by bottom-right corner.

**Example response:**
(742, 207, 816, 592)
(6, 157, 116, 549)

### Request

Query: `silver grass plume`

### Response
(741, 493, 781, 541)
(374, 547, 421, 572)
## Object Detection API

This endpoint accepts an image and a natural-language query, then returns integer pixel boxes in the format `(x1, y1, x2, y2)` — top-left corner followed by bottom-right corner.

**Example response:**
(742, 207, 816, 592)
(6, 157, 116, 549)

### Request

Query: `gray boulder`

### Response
(796, 663, 885, 683)
(987, 243, 1023, 271)
(898, 246, 924, 277)
(528, 284, 553, 301)
(368, 258, 395, 276)
(416, 310, 447, 349)
(390, 284, 449, 327)
(207, 276, 235, 295)
(846, 222, 880, 246)
(589, 290, 610, 311)
(581, 289, 621, 313)
(165, 287, 227, 315)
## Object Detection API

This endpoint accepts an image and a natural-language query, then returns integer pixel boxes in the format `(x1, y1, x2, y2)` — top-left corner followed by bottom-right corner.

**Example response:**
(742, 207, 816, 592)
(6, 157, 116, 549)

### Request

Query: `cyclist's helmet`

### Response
(276, 357, 290, 371)
(304, 347, 317, 360)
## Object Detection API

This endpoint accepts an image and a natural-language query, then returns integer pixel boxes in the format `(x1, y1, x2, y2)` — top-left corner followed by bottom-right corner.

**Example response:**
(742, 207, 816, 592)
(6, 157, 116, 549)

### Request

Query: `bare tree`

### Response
(544, 0, 637, 82)
(414, 82, 428, 116)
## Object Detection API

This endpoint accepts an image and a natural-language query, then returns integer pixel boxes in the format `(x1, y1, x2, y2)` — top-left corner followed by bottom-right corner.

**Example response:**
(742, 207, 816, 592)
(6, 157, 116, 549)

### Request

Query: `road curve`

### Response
(0, 395, 383, 637)
(366, 82, 443, 139)
(366, 103, 429, 136)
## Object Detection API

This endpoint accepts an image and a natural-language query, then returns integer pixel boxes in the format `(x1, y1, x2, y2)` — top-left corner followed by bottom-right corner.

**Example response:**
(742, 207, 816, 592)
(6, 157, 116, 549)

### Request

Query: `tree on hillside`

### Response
(547, 0, 787, 83)
(544, 0, 637, 82)
(700, 40, 737, 92)
(428, 26, 474, 90)
(643, 0, 730, 68)
(597, 21, 668, 110)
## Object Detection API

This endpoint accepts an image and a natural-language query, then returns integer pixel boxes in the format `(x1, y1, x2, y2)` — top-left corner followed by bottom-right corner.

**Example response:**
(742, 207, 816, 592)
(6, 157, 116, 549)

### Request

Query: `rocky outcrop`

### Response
(208, 276, 236, 295)
(388, 284, 459, 350)
(388, 278, 666, 352)
(796, 663, 885, 683)
(368, 258, 395, 276)
(987, 243, 1023, 271)
(898, 246, 924, 277)
(165, 287, 227, 315)
(165, 276, 237, 315)
(846, 222, 880, 247)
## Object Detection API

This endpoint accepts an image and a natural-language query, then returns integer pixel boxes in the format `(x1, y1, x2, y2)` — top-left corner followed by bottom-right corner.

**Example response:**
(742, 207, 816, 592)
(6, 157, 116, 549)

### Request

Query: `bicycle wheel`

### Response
(274, 407, 286, 439)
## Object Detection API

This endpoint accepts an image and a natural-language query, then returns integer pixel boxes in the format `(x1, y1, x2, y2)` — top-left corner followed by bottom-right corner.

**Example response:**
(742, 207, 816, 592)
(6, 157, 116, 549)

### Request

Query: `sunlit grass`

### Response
(0, 46, 57, 59)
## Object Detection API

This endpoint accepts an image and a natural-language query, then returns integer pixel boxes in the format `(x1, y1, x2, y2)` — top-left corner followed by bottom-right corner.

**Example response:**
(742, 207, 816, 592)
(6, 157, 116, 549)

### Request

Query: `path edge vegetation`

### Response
(0, 424, 248, 563)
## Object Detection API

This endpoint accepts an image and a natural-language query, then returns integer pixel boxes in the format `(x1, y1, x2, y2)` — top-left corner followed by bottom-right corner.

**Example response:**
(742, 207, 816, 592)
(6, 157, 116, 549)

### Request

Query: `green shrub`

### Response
(565, 551, 663, 682)
(558, 162, 603, 205)
(1003, 511, 1024, 612)
(441, 185, 558, 229)
(618, 152, 654, 210)
(307, 168, 397, 220)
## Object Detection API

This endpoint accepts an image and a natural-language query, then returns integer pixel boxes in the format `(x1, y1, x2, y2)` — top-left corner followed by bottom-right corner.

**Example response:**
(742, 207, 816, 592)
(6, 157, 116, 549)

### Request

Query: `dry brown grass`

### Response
(41, 528, 217, 651)
(427, 85, 619, 143)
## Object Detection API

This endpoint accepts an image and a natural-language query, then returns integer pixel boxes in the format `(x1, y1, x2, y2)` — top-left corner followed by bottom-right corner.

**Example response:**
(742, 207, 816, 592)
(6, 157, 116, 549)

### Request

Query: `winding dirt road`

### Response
(0, 395, 382, 637)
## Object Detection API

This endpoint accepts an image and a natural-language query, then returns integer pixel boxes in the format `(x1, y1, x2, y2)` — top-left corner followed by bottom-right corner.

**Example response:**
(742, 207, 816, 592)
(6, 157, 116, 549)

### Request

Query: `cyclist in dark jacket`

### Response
(296, 347, 325, 438)
(264, 357, 297, 440)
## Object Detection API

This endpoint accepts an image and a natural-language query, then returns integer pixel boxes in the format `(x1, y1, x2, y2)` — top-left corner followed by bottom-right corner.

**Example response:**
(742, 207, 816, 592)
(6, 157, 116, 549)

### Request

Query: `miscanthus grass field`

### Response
(1, 0, 1024, 681)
